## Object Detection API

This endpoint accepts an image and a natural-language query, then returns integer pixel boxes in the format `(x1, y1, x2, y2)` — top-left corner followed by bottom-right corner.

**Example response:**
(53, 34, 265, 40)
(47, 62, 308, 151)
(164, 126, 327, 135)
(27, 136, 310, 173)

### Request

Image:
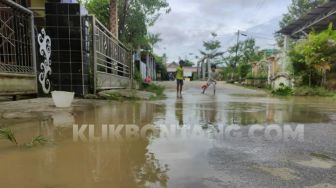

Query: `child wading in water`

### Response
(176, 60, 184, 98)
(202, 64, 217, 95)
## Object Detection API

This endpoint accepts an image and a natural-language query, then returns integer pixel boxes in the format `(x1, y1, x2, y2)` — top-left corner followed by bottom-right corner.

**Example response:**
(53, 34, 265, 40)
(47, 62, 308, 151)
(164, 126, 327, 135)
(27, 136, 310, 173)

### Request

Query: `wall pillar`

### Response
(284, 35, 289, 52)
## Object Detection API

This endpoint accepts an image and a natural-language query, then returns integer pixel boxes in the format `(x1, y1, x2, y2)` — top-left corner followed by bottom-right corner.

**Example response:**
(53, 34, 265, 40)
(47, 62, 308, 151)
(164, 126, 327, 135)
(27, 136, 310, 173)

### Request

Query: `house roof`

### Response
(167, 62, 178, 68)
(278, 0, 336, 38)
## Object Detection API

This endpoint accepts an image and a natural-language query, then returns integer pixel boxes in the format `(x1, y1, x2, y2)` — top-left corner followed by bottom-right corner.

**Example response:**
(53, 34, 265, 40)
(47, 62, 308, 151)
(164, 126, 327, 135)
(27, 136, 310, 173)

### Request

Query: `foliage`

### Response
(272, 83, 294, 96)
(289, 24, 336, 87)
(294, 86, 335, 96)
(276, 0, 327, 47)
(220, 67, 238, 82)
(24, 135, 49, 148)
(238, 63, 252, 79)
(0, 128, 49, 147)
(85, 0, 170, 49)
(246, 72, 268, 80)
(221, 38, 262, 81)
(180, 59, 194, 67)
(199, 32, 224, 61)
(0, 128, 17, 145)
(154, 54, 168, 80)
(224, 38, 262, 69)
(141, 83, 165, 98)
(134, 68, 143, 83)
(200, 32, 221, 55)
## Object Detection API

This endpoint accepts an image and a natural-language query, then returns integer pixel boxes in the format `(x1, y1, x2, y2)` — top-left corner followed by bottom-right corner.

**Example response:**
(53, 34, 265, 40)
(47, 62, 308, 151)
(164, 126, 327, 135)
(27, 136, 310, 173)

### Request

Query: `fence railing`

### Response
(0, 0, 35, 75)
(93, 17, 131, 77)
(83, 15, 132, 92)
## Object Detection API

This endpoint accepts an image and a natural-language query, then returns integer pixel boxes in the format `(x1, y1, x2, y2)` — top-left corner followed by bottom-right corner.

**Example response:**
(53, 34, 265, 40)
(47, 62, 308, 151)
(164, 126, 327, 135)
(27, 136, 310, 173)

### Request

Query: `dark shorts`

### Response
(176, 79, 184, 86)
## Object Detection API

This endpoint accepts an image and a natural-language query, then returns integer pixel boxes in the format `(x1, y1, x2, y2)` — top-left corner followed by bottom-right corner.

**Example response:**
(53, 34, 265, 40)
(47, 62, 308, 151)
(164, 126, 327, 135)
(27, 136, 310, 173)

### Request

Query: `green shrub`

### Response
(141, 83, 165, 98)
(134, 69, 143, 84)
(272, 83, 293, 96)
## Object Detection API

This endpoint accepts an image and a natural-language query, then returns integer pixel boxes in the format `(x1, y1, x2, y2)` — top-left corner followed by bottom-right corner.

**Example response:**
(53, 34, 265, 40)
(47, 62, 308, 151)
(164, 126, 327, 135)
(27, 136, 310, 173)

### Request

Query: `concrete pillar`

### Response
(284, 35, 289, 52)
(202, 59, 208, 80)
(146, 53, 149, 77)
(109, 0, 118, 38)
(207, 58, 211, 79)
(267, 61, 272, 85)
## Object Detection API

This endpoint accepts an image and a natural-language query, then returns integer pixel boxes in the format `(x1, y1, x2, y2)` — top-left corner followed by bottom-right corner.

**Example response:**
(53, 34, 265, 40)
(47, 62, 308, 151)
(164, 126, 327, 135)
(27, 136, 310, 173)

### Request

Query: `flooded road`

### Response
(0, 82, 335, 188)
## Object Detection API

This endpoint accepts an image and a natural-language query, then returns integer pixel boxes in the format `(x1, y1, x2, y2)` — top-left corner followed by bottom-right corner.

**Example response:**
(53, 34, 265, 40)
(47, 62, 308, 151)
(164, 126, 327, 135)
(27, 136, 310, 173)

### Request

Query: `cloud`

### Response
(149, 0, 291, 62)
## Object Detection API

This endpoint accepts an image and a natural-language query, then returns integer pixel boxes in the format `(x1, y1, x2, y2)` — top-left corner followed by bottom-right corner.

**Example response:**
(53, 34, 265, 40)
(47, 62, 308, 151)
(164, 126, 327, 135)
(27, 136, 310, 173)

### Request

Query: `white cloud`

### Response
(149, 0, 292, 62)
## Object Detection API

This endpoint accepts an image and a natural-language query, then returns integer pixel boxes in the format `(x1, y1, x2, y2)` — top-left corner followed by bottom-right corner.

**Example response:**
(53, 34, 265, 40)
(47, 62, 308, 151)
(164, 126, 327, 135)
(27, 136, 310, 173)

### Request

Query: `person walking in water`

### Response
(202, 64, 217, 95)
(176, 60, 184, 98)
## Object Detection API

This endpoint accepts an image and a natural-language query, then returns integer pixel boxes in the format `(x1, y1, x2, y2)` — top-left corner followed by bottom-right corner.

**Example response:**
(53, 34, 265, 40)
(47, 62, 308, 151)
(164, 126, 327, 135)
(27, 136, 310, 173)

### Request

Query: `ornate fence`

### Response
(0, 0, 35, 74)
(0, 0, 37, 95)
(83, 16, 132, 93)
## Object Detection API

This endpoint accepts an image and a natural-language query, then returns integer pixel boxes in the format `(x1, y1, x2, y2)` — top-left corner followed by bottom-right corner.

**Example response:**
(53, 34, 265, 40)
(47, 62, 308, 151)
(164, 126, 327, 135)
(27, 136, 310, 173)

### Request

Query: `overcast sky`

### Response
(149, 0, 292, 62)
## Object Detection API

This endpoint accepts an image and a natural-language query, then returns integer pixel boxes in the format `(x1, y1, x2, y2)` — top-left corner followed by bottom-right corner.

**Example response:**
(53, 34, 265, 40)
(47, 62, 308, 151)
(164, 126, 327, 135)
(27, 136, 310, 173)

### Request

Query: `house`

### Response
(134, 51, 157, 81)
(167, 62, 198, 81)
(0, 0, 132, 97)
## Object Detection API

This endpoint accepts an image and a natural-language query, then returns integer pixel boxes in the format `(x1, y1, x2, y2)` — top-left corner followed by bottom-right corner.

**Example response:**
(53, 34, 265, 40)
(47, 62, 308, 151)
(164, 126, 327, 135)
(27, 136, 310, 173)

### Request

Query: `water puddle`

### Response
(255, 166, 300, 181)
(295, 153, 336, 169)
(305, 183, 336, 188)
(1, 86, 336, 187)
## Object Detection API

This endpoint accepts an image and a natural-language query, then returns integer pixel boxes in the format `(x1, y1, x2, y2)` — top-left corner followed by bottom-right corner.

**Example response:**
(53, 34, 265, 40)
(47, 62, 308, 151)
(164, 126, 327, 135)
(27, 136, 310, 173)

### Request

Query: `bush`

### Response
(141, 83, 165, 98)
(272, 83, 293, 96)
(134, 69, 143, 84)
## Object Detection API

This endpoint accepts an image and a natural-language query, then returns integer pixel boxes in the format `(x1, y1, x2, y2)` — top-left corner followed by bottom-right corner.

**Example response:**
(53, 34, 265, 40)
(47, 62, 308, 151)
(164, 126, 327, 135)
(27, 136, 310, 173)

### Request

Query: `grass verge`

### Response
(140, 83, 166, 100)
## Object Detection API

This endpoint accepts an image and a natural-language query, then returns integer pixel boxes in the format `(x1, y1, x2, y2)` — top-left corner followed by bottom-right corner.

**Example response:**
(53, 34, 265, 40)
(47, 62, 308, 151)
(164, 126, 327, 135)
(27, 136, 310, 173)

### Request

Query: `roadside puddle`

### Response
(305, 183, 336, 188)
(255, 166, 300, 181)
(295, 153, 336, 169)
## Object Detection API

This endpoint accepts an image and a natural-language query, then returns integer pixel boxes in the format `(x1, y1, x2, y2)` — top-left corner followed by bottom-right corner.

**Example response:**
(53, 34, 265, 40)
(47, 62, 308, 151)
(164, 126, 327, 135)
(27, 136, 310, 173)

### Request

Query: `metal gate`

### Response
(84, 16, 132, 93)
(0, 0, 36, 95)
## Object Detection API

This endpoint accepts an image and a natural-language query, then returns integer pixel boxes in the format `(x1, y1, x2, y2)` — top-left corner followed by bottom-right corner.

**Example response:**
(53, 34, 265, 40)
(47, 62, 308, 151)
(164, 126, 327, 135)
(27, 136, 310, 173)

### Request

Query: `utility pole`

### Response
(232, 30, 240, 81)
(235, 30, 240, 68)
(233, 30, 247, 81)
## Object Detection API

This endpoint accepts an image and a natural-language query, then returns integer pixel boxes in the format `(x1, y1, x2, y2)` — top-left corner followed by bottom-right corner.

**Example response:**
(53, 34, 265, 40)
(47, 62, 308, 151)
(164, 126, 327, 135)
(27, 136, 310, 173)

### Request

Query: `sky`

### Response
(149, 0, 292, 63)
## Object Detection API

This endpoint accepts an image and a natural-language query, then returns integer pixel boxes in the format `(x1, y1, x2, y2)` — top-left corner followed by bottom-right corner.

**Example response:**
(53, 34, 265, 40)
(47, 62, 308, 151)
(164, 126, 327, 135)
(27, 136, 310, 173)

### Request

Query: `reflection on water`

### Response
(0, 92, 335, 188)
(175, 99, 184, 127)
(0, 102, 169, 188)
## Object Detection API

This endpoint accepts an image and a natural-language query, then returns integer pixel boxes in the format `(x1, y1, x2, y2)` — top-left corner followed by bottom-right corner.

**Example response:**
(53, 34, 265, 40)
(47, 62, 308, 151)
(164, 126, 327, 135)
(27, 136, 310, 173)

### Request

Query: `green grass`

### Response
(106, 92, 140, 101)
(24, 135, 49, 148)
(0, 128, 49, 148)
(141, 83, 166, 99)
(0, 128, 18, 145)
(294, 86, 336, 97)
(310, 153, 333, 160)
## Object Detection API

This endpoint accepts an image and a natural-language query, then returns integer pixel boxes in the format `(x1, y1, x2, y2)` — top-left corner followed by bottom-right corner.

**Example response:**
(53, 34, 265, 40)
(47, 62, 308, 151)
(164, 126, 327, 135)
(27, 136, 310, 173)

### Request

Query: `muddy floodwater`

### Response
(0, 82, 335, 188)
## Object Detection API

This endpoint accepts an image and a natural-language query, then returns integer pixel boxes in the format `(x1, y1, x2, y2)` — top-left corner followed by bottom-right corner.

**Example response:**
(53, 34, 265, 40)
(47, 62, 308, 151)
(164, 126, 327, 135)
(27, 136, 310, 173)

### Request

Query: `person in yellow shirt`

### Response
(176, 60, 184, 98)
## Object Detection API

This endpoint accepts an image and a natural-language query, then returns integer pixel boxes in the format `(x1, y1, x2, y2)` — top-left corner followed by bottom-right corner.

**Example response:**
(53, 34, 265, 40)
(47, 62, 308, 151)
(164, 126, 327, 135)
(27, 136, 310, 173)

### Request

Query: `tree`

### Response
(180, 59, 194, 67)
(290, 24, 336, 87)
(200, 32, 222, 57)
(221, 38, 262, 80)
(197, 33, 224, 79)
(224, 38, 261, 69)
(85, 0, 170, 49)
(276, 0, 327, 47)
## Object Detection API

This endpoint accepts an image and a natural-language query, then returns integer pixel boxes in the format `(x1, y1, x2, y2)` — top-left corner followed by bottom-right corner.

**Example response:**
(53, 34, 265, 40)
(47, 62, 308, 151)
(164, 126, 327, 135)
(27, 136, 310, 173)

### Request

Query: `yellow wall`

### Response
(30, 0, 46, 17)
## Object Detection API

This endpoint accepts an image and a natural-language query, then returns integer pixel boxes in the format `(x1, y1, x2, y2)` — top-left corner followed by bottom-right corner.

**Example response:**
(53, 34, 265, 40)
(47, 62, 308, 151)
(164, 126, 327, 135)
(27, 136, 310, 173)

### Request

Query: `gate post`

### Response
(92, 17, 97, 95)
(31, 12, 37, 94)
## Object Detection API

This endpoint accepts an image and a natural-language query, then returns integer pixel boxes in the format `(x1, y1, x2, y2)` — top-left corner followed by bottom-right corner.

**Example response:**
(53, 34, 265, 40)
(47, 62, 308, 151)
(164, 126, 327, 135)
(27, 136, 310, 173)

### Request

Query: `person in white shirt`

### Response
(202, 65, 217, 95)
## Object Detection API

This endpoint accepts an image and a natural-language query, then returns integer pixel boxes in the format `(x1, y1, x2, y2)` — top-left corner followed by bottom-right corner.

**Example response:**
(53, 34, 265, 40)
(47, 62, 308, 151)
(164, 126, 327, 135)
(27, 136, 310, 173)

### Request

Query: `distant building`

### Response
(0, 0, 132, 97)
(134, 51, 157, 81)
(166, 63, 198, 81)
